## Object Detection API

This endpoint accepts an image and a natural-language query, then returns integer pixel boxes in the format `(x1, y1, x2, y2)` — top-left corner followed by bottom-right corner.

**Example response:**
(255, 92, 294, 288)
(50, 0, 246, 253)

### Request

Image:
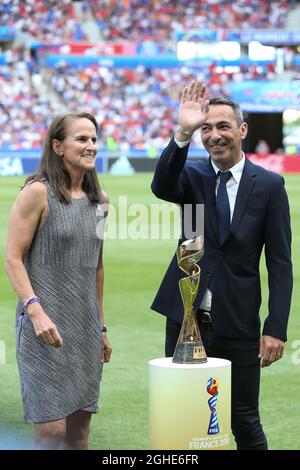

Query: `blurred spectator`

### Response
(255, 139, 271, 154)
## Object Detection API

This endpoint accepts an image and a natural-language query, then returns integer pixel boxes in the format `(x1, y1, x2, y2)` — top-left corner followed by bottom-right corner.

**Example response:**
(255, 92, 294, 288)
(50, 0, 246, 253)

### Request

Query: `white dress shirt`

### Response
(174, 136, 245, 311)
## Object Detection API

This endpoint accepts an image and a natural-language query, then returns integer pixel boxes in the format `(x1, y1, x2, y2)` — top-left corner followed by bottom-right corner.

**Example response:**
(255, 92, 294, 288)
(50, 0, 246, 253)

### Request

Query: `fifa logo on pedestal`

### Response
(207, 377, 220, 435)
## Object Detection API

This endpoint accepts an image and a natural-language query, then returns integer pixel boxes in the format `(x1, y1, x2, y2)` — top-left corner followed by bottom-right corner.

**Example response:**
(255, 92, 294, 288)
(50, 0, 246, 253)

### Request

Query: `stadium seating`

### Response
(0, 0, 299, 152)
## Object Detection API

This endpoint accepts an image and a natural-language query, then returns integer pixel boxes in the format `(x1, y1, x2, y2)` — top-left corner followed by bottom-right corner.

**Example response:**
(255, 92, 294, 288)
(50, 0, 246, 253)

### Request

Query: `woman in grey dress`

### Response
(5, 112, 112, 449)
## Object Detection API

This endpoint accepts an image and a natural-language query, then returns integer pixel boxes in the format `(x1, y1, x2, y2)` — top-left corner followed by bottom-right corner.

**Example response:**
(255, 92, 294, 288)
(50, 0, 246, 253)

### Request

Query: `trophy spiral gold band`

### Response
(172, 236, 208, 364)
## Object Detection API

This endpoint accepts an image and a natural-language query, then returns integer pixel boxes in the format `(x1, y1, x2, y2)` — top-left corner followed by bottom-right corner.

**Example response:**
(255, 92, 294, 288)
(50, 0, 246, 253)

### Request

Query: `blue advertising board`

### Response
(228, 80, 300, 112)
(0, 151, 104, 176)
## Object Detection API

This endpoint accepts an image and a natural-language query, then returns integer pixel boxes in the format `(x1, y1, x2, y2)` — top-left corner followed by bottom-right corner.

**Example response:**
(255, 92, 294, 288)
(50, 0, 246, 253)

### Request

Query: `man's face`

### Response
(200, 104, 248, 171)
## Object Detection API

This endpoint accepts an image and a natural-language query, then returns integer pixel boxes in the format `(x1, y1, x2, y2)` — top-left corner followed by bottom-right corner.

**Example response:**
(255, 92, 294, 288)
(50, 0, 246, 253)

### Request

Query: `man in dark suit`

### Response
(151, 81, 293, 450)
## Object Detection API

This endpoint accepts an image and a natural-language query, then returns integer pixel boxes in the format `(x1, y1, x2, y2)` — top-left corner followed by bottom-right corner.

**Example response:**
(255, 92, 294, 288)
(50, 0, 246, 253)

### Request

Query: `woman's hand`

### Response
(27, 303, 63, 348)
(101, 333, 112, 363)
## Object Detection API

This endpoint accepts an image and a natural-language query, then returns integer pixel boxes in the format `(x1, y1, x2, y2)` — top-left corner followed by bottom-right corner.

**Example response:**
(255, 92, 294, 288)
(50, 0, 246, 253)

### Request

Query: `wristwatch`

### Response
(101, 325, 107, 333)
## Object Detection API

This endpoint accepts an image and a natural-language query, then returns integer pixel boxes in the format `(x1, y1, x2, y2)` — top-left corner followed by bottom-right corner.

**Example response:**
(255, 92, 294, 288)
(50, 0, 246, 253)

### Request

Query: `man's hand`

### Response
(178, 81, 209, 133)
(259, 335, 285, 368)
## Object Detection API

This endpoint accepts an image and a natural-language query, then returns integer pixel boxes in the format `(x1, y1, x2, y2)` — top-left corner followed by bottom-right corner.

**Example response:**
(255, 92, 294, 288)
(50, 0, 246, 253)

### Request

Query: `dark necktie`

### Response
(216, 171, 231, 244)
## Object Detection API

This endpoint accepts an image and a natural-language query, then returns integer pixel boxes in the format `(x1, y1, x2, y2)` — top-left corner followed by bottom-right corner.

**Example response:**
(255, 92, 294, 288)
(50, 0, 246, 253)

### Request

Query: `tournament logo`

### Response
(207, 377, 220, 435)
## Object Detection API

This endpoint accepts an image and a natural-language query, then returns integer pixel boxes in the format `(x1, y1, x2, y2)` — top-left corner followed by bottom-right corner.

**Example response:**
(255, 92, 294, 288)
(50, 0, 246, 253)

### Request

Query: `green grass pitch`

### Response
(0, 173, 299, 450)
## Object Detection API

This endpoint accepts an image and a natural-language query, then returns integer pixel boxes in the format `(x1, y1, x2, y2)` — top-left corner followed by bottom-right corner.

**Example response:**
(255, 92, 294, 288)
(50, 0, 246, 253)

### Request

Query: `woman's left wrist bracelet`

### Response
(23, 296, 40, 312)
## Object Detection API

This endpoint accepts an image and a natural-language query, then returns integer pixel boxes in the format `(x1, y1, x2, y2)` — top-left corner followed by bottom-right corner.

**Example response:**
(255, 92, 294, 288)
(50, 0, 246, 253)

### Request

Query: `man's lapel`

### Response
(201, 159, 219, 243)
(230, 158, 257, 234)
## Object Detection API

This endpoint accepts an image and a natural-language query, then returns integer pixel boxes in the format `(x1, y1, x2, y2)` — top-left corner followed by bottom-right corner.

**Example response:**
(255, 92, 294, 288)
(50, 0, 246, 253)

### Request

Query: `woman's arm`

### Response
(5, 181, 62, 348)
(96, 191, 112, 363)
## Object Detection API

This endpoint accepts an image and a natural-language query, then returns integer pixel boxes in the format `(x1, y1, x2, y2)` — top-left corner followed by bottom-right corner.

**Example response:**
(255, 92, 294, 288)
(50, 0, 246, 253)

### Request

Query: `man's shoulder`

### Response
(245, 157, 283, 182)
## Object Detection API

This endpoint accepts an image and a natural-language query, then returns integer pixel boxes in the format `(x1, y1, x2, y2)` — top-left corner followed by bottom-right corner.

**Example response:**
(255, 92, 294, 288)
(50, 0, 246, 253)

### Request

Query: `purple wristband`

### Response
(22, 296, 40, 313)
(27, 297, 40, 307)
(17, 297, 41, 327)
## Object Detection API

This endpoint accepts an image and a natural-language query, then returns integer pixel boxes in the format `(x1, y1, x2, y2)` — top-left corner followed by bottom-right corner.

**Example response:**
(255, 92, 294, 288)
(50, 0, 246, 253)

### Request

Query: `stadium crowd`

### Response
(1, 57, 283, 151)
(0, 0, 299, 151)
(0, 0, 86, 42)
(1, 0, 296, 48)
(90, 0, 295, 42)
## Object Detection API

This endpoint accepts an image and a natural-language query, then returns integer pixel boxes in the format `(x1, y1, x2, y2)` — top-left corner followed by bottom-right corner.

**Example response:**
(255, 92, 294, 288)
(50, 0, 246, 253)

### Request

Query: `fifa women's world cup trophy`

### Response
(172, 235, 207, 364)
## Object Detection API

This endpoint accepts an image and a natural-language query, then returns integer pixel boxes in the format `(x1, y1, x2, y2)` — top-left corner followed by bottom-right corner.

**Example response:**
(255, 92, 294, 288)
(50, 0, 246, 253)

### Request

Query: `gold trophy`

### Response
(172, 235, 207, 364)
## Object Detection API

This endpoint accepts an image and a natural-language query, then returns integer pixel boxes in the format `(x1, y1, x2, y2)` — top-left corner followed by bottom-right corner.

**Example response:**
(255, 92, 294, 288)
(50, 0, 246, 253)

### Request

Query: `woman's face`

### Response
(53, 117, 98, 175)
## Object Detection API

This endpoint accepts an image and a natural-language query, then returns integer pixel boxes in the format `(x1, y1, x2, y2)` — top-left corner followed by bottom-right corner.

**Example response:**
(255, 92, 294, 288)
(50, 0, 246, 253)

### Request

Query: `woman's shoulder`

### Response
(12, 180, 48, 221)
(24, 179, 46, 188)
(19, 180, 48, 208)
(22, 180, 47, 197)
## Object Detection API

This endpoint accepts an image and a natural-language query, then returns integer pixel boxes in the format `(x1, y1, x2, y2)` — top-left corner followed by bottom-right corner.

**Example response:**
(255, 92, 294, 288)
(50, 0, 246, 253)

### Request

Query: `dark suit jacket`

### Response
(151, 138, 293, 341)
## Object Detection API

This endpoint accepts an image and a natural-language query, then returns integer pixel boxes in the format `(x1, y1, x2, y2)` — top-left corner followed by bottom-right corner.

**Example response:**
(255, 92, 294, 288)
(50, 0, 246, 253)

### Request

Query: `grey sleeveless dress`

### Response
(16, 182, 103, 423)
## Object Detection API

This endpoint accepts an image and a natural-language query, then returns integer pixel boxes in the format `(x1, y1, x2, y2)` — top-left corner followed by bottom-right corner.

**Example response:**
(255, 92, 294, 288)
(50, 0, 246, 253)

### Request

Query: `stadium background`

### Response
(0, 0, 299, 450)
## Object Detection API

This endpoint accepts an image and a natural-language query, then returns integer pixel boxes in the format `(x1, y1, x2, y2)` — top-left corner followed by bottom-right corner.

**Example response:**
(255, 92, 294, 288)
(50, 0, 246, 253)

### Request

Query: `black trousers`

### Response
(165, 315, 268, 450)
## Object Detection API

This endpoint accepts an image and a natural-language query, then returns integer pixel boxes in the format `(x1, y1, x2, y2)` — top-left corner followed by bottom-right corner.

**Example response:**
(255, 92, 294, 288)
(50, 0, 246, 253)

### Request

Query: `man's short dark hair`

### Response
(209, 97, 244, 127)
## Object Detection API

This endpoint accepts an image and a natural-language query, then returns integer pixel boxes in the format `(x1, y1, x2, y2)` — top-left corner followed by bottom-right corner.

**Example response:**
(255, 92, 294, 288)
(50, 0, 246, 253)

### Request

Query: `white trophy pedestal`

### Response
(149, 357, 231, 450)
